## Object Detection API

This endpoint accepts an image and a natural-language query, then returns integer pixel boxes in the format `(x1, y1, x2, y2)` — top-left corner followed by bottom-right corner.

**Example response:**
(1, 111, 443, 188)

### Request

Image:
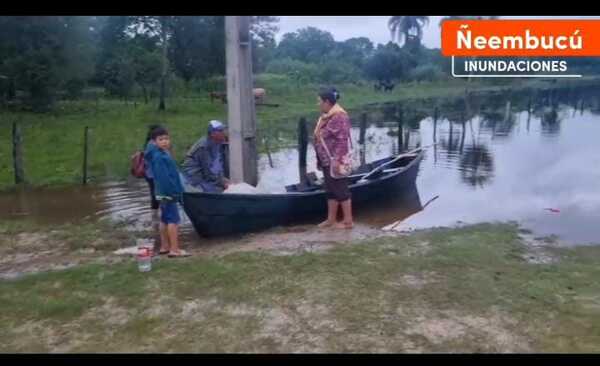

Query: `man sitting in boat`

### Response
(181, 120, 230, 193)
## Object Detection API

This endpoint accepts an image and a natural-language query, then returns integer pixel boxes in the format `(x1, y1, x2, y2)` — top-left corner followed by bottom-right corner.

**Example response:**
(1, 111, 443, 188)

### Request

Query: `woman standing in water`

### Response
(313, 87, 354, 229)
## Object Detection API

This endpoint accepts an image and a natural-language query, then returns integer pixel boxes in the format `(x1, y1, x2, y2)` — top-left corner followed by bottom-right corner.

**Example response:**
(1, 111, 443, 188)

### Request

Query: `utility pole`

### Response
(225, 16, 258, 185)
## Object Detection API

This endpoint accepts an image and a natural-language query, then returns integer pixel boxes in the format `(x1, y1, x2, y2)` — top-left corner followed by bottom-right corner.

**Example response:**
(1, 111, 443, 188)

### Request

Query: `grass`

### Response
(2, 222, 600, 352)
(1, 74, 597, 190)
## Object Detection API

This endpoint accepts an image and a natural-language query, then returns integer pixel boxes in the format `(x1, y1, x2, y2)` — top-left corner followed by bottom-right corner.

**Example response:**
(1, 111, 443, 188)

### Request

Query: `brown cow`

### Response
(253, 88, 266, 103)
(209, 89, 266, 104)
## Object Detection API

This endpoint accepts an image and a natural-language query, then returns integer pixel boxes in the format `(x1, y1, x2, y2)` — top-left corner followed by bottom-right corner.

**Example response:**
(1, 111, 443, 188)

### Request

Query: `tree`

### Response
(128, 16, 173, 110)
(276, 27, 336, 63)
(157, 16, 169, 110)
(0, 16, 96, 111)
(388, 16, 430, 48)
(250, 16, 279, 73)
(94, 16, 131, 82)
(332, 37, 374, 69)
(169, 16, 212, 84)
(96, 16, 162, 101)
(364, 43, 406, 82)
(102, 49, 136, 99)
(131, 38, 162, 104)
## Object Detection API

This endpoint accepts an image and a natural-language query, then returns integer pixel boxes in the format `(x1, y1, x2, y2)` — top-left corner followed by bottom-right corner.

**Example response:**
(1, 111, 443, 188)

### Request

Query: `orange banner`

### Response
(441, 20, 600, 57)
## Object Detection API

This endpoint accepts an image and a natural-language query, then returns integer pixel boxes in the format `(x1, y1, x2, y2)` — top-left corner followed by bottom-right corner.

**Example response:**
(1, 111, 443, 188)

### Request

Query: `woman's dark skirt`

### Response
(322, 167, 351, 202)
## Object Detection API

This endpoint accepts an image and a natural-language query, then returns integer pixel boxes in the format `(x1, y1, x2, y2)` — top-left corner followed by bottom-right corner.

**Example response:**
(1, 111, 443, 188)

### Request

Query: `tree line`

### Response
(7, 15, 595, 113)
(0, 16, 278, 112)
(0, 16, 454, 112)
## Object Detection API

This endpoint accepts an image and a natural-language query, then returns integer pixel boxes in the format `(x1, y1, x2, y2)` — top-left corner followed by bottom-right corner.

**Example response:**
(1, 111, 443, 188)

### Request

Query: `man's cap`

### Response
(208, 120, 226, 133)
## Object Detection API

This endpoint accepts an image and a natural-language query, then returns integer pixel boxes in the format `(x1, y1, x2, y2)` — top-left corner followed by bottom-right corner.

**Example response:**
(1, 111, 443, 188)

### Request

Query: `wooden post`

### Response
(359, 112, 367, 165)
(82, 126, 89, 185)
(359, 112, 367, 145)
(12, 122, 24, 184)
(226, 16, 258, 185)
(298, 117, 308, 186)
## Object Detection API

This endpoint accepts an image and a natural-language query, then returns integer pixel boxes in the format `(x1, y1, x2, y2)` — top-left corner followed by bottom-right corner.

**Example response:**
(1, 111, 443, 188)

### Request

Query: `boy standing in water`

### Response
(145, 127, 190, 257)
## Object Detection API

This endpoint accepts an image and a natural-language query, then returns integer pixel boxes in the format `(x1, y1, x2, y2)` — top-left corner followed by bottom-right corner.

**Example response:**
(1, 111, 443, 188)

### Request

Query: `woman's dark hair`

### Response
(145, 124, 164, 144)
(150, 127, 169, 140)
(318, 87, 340, 105)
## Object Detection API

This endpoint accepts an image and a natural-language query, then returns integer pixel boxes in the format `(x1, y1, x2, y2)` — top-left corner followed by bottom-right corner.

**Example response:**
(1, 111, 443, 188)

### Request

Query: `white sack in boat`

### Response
(223, 182, 266, 194)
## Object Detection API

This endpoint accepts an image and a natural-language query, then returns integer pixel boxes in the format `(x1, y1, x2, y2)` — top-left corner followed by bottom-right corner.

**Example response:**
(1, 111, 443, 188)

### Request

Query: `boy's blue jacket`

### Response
(144, 143, 184, 200)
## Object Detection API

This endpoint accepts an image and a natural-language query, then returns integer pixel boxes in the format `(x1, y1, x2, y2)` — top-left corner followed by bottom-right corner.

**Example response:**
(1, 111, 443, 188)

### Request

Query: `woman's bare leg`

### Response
(335, 199, 353, 229)
(318, 199, 339, 227)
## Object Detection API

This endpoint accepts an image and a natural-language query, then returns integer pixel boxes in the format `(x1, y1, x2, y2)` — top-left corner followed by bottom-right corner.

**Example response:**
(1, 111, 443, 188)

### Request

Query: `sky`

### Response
(275, 16, 600, 49)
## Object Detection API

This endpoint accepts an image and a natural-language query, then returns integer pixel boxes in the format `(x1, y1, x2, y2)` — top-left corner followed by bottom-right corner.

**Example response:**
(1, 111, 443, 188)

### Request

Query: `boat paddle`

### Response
(357, 143, 436, 183)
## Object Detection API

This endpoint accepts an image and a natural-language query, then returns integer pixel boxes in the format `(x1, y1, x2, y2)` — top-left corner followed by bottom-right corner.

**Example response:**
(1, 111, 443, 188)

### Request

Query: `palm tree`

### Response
(438, 16, 499, 27)
(388, 16, 430, 48)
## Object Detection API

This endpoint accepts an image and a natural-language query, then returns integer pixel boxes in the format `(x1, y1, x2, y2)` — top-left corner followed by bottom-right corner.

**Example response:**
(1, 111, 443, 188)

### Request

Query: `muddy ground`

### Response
(1, 220, 598, 353)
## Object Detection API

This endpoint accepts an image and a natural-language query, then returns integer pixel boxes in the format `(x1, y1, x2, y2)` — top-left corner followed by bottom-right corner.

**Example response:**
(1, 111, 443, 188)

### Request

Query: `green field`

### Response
(0, 75, 595, 190)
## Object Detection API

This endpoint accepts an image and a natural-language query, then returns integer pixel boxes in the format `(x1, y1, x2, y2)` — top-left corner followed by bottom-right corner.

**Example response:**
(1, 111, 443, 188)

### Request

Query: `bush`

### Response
(407, 64, 446, 82)
(265, 58, 320, 82)
(204, 75, 226, 92)
(64, 78, 87, 100)
(318, 61, 362, 84)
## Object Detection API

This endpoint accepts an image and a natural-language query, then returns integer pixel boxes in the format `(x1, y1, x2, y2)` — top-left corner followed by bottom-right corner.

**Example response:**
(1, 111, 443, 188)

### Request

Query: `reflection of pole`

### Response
(359, 112, 367, 165)
(504, 100, 511, 122)
(460, 121, 466, 154)
(448, 119, 454, 151)
(226, 16, 258, 185)
(82, 126, 89, 185)
(433, 107, 438, 164)
(263, 135, 274, 168)
(12, 121, 24, 184)
(433, 106, 438, 143)
(397, 106, 404, 152)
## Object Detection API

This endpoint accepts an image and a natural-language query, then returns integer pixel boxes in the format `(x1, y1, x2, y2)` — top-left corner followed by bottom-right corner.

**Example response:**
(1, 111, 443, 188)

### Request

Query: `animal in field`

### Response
(209, 91, 227, 104)
(253, 88, 266, 103)
(382, 81, 395, 92)
(375, 80, 395, 92)
(209, 89, 267, 104)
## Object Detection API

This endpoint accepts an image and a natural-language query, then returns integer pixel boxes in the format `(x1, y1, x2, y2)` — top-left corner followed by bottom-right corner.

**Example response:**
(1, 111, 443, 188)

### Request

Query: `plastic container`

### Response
(137, 245, 153, 272)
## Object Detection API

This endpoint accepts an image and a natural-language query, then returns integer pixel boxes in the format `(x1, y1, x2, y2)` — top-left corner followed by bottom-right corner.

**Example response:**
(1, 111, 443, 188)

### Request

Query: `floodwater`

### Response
(2, 84, 600, 245)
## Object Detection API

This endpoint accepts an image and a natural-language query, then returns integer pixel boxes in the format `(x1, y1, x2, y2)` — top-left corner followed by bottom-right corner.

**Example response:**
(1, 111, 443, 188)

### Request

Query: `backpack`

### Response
(130, 151, 146, 178)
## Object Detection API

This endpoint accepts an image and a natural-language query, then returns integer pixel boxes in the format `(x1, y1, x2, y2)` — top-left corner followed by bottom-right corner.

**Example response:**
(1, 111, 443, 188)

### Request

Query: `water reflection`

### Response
(459, 145, 495, 188)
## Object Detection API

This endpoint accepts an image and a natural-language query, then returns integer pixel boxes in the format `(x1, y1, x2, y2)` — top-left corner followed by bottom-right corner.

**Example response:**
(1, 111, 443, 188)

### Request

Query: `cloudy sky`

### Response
(276, 16, 600, 49)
